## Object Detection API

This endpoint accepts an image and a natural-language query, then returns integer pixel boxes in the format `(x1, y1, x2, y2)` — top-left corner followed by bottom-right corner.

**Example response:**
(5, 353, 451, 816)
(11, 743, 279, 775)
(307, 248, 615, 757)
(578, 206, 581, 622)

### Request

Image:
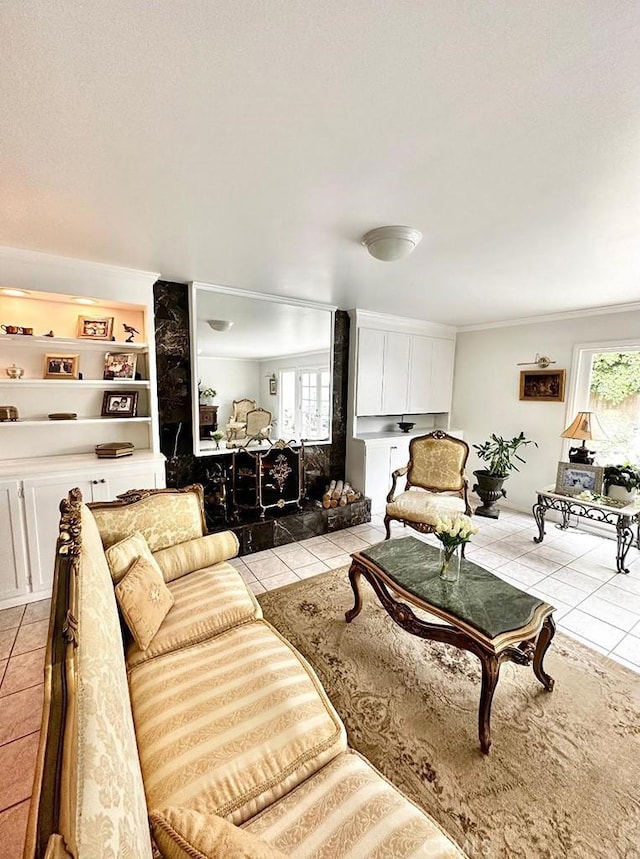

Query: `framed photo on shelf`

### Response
(43, 354, 79, 380)
(519, 369, 566, 402)
(555, 461, 603, 496)
(77, 316, 115, 340)
(103, 352, 137, 380)
(101, 390, 138, 418)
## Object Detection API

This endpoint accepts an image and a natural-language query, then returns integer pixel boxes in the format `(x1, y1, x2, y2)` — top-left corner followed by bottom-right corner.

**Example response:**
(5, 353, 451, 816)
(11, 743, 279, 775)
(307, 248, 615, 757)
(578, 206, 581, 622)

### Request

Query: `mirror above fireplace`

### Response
(189, 282, 335, 458)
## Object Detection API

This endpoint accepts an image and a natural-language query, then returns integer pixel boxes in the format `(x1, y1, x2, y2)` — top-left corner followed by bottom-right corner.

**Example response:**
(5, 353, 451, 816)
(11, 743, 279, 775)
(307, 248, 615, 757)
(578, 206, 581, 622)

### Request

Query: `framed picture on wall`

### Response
(519, 369, 566, 402)
(555, 461, 603, 496)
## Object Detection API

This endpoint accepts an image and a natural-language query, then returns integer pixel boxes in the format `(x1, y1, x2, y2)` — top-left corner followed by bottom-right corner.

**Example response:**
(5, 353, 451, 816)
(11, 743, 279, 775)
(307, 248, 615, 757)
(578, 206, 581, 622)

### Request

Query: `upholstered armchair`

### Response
(225, 398, 257, 441)
(384, 430, 472, 540)
(244, 408, 272, 444)
(226, 407, 273, 446)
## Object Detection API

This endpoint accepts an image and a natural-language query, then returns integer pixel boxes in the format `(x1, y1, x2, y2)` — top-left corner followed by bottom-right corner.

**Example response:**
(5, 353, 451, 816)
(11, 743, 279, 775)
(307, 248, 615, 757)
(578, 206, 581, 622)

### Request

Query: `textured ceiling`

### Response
(1, 1, 639, 325)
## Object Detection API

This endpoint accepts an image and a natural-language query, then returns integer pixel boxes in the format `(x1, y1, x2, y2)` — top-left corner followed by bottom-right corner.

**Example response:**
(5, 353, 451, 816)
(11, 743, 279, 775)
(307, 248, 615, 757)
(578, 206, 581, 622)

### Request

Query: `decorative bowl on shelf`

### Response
(5, 364, 24, 379)
(397, 421, 415, 433)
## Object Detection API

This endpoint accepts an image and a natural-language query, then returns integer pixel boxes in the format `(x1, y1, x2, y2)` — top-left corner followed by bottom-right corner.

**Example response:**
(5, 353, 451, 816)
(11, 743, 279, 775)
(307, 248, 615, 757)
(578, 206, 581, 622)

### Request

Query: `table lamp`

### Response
(560, 411, 606, 464)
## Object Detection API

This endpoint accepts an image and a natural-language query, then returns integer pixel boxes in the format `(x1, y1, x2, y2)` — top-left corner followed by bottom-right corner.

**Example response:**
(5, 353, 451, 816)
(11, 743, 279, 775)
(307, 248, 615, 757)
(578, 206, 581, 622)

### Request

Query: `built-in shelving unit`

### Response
(0, 246, 167, 609)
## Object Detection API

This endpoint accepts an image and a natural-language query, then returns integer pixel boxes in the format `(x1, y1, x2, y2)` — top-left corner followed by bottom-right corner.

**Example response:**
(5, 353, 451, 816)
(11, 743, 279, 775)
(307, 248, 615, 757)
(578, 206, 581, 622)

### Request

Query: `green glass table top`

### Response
(359, 536, 548, 641)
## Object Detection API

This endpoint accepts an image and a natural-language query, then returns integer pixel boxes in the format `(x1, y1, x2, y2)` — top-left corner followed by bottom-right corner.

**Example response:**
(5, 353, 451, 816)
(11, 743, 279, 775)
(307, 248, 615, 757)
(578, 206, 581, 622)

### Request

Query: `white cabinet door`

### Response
(356, 328, 385, 416)
(363, 443, 393, 515)
(0, 480, 30, 603)
(23, 474, 96, 595)
(104, 465, 164, 500)
(430, 339, 455, 412)
(382, 333, 411, 415)
(407, 335, 434, 414)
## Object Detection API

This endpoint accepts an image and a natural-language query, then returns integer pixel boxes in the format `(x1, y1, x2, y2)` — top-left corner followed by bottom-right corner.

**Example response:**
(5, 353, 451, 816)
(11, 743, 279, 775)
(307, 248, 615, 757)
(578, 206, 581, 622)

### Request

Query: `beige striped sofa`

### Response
(25, 485, 466, 859)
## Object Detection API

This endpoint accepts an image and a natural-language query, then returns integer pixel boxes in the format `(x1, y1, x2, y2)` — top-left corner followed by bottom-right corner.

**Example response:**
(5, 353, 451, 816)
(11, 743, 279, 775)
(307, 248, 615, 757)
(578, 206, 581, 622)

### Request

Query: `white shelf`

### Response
(0, 334, 148, 352)
(0, 450, 165, 478)
(0, 417, 152, 426)
(0, 379, 150, 388)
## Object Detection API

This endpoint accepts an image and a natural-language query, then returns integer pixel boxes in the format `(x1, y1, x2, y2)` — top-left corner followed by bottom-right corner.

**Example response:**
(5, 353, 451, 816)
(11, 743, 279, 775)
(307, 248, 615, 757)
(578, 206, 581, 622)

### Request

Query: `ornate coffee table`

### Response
(346, 536, 556, 754)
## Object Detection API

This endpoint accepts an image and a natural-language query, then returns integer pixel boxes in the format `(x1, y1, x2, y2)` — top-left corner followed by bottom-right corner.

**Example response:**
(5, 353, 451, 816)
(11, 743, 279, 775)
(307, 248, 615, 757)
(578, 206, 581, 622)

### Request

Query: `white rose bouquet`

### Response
(431, 512, 479, 579)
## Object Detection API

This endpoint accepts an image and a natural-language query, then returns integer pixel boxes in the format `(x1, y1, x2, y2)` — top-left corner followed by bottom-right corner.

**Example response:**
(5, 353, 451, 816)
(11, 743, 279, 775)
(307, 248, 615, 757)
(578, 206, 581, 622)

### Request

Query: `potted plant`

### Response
(472, 432, 538, 519)
(198, 384, 217, 406)
(603, 464, 640, 503)
(210, 431, 225, 450)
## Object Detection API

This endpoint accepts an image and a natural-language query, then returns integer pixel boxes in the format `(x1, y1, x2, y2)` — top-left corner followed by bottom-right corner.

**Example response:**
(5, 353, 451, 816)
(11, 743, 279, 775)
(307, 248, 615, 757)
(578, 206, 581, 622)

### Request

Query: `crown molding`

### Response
(456, 301, 640, 333)
(0, 245, 160, 285)
(192, 281, 337, 313)
(350, 308, 456, 338)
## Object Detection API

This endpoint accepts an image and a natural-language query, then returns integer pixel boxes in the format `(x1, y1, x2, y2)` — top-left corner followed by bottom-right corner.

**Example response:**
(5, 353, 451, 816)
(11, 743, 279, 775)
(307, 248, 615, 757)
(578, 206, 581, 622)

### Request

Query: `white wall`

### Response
(198, 357, 260, 429)
(451, 308, 640, 512)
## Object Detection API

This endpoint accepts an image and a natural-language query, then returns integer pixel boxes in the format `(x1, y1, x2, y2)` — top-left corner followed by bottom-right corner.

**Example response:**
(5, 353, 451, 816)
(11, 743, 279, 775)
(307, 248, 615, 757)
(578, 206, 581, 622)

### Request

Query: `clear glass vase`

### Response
(439, 545, 461, 582)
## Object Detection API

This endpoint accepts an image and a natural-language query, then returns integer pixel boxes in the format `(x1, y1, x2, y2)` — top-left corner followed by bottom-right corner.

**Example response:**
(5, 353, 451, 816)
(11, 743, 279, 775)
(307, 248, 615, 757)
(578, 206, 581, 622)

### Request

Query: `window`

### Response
(570, 342, 640, 464)
(278, 366, 330, 441)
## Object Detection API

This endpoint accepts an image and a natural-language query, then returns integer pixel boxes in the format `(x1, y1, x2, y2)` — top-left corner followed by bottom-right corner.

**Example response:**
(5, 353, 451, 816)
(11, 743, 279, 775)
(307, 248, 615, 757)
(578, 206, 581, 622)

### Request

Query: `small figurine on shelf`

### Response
(122, 323, 140, 343)
(43, 330, 55, 337)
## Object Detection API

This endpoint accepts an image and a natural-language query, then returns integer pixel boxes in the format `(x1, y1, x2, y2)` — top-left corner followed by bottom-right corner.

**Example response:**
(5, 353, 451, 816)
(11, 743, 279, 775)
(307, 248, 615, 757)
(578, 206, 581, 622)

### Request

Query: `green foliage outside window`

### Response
(590, 353, 640, 405)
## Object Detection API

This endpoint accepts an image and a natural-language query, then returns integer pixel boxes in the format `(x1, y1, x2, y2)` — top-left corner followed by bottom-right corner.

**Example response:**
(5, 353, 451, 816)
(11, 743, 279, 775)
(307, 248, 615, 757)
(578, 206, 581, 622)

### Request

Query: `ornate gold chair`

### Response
(226, 407, 273, 446)
(225, 398, 257, 441)
(245, 407, 272, 444)
(384, 430, 472, 540)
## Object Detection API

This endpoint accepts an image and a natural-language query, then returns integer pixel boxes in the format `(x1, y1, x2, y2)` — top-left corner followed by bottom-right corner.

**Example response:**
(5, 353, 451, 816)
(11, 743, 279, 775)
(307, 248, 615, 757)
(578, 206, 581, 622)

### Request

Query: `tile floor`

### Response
(1, 505, 639, 856)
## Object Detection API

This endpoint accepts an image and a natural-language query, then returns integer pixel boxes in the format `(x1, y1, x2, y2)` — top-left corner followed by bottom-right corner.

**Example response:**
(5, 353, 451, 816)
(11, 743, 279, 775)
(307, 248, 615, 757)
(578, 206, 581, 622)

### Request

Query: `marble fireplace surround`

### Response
(153, 280, 368, 553)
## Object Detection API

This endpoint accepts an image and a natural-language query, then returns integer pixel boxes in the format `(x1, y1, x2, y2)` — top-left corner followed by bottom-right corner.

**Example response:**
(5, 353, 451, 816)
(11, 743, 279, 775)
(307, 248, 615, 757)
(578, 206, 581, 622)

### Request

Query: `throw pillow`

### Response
(115, 556, 174, 650)
(105, 530, 164, 584)
(150, 807, 286, 859)
(153, 532, 239, 582)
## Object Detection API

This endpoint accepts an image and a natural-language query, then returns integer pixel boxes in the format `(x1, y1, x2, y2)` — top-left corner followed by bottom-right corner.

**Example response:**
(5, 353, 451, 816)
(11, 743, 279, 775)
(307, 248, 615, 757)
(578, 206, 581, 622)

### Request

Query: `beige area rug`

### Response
(257, 568, 640, 859)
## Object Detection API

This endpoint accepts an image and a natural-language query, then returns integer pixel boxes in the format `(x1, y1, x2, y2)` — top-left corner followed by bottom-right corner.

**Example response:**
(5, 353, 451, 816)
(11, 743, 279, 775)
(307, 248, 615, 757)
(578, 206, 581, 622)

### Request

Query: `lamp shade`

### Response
(361, 226, 422, 262)
(560, 411, 607, 441)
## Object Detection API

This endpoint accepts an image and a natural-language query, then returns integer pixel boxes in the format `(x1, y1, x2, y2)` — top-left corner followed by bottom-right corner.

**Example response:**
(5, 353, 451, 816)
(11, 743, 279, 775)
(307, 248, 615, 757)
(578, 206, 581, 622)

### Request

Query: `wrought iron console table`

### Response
(532, 486, 640, 574)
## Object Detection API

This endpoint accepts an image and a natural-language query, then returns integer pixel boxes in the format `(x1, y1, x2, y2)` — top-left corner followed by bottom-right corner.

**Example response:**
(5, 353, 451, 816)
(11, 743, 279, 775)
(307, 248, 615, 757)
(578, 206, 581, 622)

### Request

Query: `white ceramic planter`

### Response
(606, 485, 637, 504)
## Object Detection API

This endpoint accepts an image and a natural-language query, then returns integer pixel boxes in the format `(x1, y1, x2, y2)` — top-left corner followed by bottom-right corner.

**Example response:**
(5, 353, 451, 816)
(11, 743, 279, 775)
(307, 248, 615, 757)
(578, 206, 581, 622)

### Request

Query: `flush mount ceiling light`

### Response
(0, 287, 31, 297)
(70, 296, 97, 305)
(207, 319, 234, 332)
(361, 226, 422, 262)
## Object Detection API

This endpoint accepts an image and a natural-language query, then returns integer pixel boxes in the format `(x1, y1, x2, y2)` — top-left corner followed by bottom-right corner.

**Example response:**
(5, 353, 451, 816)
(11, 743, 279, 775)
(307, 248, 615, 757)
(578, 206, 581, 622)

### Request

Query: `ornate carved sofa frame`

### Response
(25, 485, 466, 858)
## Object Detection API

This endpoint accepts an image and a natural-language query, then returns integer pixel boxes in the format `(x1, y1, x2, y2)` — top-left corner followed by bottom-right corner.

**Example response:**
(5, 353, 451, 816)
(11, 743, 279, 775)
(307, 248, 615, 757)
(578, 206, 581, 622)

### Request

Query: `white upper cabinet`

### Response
(355, 323, 455, 417)
(381, 333, 411, 415)
(356, 328, 385, 416)
(407, 335, 434, 413)
(430, 338, 456, 413)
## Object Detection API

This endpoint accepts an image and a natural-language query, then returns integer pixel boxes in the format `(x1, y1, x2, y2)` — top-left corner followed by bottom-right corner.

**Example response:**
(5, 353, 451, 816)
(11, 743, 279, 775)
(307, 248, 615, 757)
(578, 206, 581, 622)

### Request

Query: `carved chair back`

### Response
(245, 407, 272, 437)
(231, 398, 257, 423)
(406, 431, 469, 493)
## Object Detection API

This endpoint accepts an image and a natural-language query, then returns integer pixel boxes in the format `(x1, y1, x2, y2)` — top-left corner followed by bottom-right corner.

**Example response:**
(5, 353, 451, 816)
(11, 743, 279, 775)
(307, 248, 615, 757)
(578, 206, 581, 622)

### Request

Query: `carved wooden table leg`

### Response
(533, 614, 556, 691)
(479, 653, 501, 754)
(345, 563, 363, 623)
